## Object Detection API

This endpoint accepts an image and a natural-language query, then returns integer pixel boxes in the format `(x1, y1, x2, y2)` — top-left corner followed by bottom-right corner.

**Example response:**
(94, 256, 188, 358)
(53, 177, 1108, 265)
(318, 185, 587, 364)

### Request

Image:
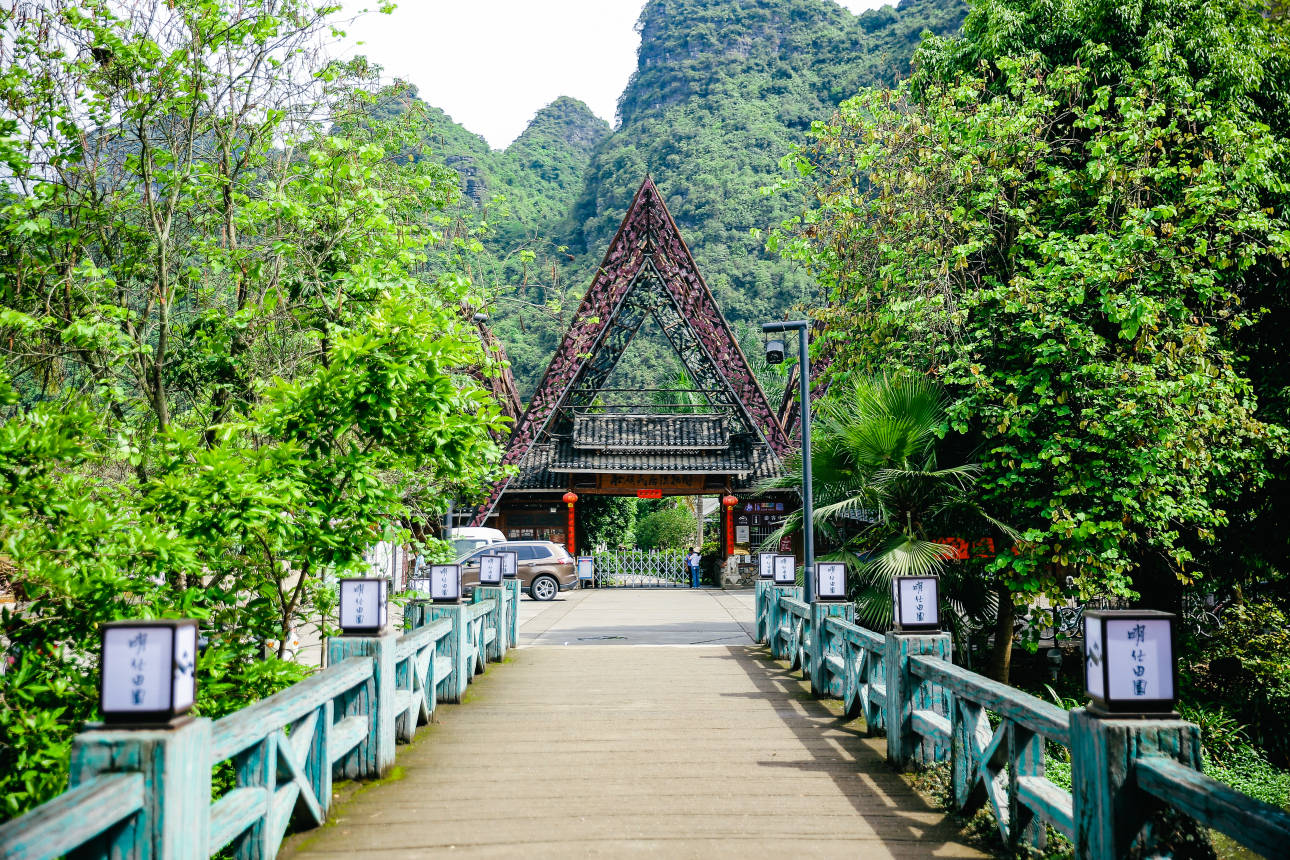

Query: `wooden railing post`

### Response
(768, 586, 801, 659)
(66, 718, 212, 859)
(504, 579, 522, 649)
(1069, 709, 1202, 859)
(427, 603, 470, 703)
(326, 633, 396, 779)
(404, 598, 427, 631)
(754, 580, 771, 644)
(809, 601, 851, 697)
(474, 587, 506, 661)
(885, 631, 952, 770)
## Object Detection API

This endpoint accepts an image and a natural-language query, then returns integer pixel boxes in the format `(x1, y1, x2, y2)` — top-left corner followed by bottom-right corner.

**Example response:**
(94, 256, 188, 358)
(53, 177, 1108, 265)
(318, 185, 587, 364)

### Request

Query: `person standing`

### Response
(687, 547, 701, 588)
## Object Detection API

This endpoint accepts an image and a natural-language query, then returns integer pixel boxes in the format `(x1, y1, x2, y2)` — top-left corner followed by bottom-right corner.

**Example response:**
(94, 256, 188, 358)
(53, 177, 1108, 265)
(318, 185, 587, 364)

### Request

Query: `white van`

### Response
(447, 527, 506, 558)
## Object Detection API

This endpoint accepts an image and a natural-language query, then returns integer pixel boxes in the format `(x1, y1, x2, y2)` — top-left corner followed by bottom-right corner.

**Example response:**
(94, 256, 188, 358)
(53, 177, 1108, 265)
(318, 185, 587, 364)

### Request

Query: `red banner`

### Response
(636, 489, 663, 499)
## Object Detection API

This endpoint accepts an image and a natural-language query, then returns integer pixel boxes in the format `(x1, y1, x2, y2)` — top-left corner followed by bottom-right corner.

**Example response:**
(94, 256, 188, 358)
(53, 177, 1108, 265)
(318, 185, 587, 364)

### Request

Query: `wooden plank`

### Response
(394, 689, 415, 718)
(428, 603, 470, 703)
(869, 683, 886, 708)
(910, 655, 1071, 744)
(393, 622, 439, 660)
(912, 709, 951, 744)
(0, 773, 143, 860)
(824, 616, 885, 652)
(824, 654, 845, 675)
(212, 657, 373, 761)
(433, 656, 453, 681)
(466, 599, 497, 622)
(1009, 724, 1047, 849)
(208, 786, 268, 853)
(329, 715, 368, 761)
(780, 598, 808, 619)
(231, 730, 275, 858)
(1015, 776, 1074, 840)
(1136, 755, 1290, 859)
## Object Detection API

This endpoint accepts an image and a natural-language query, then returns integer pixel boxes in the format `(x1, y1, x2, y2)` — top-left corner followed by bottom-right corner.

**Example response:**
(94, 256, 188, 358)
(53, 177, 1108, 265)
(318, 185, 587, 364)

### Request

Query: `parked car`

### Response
(447, 527, 506, 559)
(455, 540, 577, 601)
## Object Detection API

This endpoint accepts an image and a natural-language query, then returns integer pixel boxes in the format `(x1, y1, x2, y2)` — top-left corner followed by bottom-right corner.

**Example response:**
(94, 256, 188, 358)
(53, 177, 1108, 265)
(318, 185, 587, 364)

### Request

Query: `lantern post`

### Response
(721, 494, 738, 557)
(762, 320, 815, 602)
(562, 491, 578, 555)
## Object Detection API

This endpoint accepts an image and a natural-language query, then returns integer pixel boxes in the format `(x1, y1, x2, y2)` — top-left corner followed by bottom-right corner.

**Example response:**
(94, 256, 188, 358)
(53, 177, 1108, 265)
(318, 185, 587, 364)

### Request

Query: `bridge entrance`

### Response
(470, 178, 800, 575)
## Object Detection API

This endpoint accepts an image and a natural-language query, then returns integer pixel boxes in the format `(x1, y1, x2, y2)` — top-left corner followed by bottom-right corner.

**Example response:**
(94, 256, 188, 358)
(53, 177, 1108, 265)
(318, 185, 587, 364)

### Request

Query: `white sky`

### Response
(336, 1, 892, 149)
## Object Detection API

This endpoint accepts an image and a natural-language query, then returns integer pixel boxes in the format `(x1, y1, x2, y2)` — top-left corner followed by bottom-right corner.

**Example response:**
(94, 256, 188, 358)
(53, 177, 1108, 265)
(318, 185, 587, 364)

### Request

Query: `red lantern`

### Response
(562, 492, 578, 555)
(722, 495, 739, 556)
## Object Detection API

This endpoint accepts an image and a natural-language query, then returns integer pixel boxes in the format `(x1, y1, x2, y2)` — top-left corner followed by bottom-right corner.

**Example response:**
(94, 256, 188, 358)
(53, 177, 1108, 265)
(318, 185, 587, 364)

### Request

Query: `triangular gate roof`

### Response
(470, 177, 789, 523)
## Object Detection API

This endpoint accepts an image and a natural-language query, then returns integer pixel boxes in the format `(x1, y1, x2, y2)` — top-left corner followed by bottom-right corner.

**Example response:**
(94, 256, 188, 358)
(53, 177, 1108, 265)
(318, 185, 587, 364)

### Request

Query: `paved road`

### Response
(282, 589, 982, 859)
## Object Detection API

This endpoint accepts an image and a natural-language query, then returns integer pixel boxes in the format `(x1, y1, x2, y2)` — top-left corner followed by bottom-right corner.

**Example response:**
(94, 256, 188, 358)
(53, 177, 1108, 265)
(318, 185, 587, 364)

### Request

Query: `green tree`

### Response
(774, 1, 1290, 654)
(760, 374, 1009, 674)
(0, 0, 507, 820)
(579, 495, 638, 551)
(635, 501, 698, 551)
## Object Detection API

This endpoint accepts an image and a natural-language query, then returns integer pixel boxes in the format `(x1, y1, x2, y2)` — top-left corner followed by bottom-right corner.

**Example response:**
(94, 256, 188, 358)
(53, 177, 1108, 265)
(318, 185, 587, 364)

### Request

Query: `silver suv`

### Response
(455, 541, 578, 601)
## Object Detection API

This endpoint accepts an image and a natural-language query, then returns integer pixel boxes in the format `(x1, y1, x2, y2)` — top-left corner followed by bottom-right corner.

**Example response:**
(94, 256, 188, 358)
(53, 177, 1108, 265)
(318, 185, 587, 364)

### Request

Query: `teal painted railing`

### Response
(0, 579, 521, 860)
(756, 582, 1290, 859)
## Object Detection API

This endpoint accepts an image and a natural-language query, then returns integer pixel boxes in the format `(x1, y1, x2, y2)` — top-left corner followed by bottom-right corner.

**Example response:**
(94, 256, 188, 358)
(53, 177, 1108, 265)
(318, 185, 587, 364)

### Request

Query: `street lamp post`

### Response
(762, 320, 815, 603)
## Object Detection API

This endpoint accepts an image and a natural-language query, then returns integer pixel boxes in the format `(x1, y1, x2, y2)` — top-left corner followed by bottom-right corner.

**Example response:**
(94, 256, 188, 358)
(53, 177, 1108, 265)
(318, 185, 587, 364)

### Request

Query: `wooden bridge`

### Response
(3, 587, 1289, 859)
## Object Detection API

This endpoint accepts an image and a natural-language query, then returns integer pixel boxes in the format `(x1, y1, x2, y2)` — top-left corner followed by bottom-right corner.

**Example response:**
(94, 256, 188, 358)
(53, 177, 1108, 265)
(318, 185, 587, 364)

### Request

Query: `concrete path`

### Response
(283, 590, 983, 859)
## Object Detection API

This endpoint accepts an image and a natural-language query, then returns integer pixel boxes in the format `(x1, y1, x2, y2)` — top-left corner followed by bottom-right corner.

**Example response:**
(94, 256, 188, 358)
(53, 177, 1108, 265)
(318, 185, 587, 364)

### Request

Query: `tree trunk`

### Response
(988, 583, 1015, 683)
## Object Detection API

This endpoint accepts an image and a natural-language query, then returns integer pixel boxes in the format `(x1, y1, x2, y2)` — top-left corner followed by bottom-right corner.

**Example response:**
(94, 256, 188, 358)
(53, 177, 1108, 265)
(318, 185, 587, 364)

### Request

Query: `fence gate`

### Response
(592, 549, 688, 588)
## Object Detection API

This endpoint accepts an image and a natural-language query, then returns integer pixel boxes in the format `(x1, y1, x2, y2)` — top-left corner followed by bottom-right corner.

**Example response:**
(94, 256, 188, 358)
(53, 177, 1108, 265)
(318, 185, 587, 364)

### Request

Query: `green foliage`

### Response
(759, 373, 1005, 639)
(634, 501, 698, 551)
(1186, 601, 1290, 765)
(775, 0, 1290, 609)
(579, 495, 638, 552)
(1202, 746, 1290, 809)
(0, 0, 507, 822)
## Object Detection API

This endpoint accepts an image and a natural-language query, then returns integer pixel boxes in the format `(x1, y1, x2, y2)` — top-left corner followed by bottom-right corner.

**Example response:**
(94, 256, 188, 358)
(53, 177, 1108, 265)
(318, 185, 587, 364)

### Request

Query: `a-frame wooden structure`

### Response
(471, 177, 790, 529)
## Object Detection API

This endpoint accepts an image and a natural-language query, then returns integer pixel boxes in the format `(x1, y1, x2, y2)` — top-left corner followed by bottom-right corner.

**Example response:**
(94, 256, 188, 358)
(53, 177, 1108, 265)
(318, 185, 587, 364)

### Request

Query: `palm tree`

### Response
(760, 373, 1014, 674)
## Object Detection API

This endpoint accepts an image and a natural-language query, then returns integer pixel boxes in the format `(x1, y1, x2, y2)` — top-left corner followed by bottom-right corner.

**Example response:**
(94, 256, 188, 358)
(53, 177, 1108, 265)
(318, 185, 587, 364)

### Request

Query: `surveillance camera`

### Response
(765, 338, 785, 365)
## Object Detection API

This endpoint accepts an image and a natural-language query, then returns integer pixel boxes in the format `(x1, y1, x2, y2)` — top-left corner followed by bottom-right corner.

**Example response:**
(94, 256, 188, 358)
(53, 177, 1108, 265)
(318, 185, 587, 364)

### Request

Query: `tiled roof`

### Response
(507, 444, 567, 491)
(549, 438, 760, 475)
(572, 413, 729, 450)
(733, 443, 785, 490)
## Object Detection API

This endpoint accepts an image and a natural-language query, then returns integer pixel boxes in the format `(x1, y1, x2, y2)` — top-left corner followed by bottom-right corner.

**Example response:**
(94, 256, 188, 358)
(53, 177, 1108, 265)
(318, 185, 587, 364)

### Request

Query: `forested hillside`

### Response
(417, 0, 968, 397)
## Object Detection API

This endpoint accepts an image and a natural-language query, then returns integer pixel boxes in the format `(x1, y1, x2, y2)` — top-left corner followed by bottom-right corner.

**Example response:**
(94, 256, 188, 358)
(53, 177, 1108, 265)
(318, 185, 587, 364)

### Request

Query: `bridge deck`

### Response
(282, 590, 982, 859)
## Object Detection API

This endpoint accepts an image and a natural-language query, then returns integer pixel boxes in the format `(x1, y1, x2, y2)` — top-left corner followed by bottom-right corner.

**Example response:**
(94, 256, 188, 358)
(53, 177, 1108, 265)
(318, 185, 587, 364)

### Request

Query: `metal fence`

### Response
(591, 549, 688, 588)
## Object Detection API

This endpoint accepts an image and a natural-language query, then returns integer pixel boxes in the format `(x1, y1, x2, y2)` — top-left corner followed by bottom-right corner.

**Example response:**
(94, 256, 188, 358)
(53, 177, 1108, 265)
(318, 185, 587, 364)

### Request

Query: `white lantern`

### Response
(430, 564, 463, 603)
(772, 554, 796, 584)
(495, 550, 519, 579)
(576, 556, 595, 581)
(1084, 610, 1178, 716)
(408, 577, 432, 597)
(815, 562, 847, 602)
(892, 575, 940, 632)
(99, 619, 199, 725)
(339, 578, 388, 634)
(758, 552, 776, 580)
(479, 554, 504, 586)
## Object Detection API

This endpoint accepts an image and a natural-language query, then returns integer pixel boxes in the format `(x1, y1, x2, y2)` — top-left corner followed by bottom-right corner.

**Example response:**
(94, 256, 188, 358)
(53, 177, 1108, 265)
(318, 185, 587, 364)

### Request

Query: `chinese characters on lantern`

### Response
(129, 632, 148, 705)
(816, 562, 846, 601)
(1084, 610, 1177, 713)
(894, 576, 940, 630)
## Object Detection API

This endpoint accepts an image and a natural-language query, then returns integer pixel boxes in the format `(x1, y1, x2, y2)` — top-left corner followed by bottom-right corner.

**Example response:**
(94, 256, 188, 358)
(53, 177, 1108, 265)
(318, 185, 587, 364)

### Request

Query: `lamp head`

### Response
(765, 338, 785, 365)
